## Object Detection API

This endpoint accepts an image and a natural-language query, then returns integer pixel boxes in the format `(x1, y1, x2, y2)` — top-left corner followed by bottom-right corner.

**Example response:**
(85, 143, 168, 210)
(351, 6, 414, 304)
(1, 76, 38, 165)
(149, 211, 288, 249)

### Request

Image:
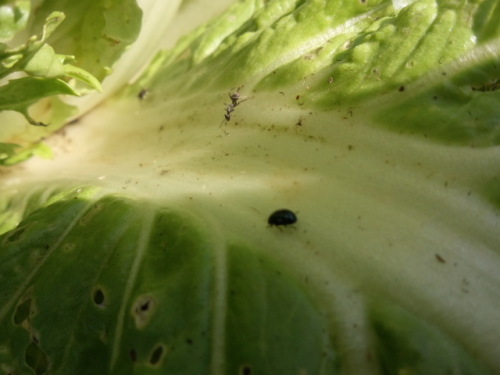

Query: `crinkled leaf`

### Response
(0, 0, 30, 42)
(0, 9, 98, 132)
(62, 63, 102, 92)
(30, 0, 142, 81)
(0, 11, 66, 80)
(0, 141, 20, 163)
(0, 1, 136, 164)
(0, 141, 52, 166)
(1, 1, 500, 375)
(0, 76, 77, 125)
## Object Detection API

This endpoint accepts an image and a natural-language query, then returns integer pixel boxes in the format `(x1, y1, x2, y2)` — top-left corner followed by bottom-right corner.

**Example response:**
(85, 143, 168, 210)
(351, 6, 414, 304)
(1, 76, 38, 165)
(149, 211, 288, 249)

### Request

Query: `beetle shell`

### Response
(268, 209, 297, 227)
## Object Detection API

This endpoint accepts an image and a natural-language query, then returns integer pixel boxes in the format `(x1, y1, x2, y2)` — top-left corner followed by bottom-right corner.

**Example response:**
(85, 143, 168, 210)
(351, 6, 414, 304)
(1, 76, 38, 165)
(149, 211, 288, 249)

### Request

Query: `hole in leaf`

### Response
(149, 344, 166, 366)
(92, 288, 105, 306)
(13, 298, 32, 325)
(240, 364, 252, 375)
(25, 342, 49, 375)
(132, 295, 156, 329)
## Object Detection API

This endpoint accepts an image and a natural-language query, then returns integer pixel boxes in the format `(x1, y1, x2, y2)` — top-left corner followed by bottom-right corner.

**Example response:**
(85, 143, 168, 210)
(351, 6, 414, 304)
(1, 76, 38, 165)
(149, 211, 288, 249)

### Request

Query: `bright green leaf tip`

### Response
(0, 0, 141, 163)
(0, 0, 30, 42)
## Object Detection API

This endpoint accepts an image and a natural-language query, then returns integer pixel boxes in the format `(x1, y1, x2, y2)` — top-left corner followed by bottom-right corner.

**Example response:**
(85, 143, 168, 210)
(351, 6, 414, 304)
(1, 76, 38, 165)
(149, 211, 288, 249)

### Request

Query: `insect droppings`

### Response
(268, 209, 297, 227)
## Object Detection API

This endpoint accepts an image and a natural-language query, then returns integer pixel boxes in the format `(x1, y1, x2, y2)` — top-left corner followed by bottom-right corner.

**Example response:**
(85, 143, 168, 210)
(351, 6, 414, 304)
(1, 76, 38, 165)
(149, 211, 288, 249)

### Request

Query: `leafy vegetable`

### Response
(1, 8, 101, 124)
(0, 0, 142, 164)
(1, 0, 500, 374)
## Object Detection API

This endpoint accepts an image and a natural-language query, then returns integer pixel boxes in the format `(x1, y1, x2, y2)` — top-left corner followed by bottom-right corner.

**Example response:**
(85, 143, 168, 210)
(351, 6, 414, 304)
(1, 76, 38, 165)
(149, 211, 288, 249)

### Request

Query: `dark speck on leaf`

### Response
(129, 349, 137, 362)
(241, 364, 252, 375)
(138, 89, 149, 100)
(435, 254, 446, 263)
(268, 209, 297, 227)
(93, 288, 105, 306)
(67, 117, 81, 125)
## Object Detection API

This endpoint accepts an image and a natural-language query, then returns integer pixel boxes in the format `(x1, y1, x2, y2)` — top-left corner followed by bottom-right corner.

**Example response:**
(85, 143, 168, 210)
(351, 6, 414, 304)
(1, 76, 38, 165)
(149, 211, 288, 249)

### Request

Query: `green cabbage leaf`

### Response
(0, 0, 144, 164)
(1, 0, 500, 374)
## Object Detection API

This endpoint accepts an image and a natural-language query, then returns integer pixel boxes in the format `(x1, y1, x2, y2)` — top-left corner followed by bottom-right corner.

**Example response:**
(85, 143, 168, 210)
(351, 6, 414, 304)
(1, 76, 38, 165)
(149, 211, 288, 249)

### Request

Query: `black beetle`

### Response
(268, 209, 297, 227)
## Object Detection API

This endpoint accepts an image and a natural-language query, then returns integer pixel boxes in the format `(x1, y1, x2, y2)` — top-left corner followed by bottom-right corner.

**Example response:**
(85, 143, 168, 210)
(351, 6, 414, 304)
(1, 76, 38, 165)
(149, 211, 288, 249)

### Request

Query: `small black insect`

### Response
(221, 87, 251, 125)
(229, 90, 241, 104)
(268, 209, 297, 227)
(224, 104, 235, 121)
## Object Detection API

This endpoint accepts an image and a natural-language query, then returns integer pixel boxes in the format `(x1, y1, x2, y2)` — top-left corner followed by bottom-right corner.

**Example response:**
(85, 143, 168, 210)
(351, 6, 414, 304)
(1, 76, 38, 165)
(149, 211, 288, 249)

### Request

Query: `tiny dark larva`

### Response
(268, 209, 297, 227)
